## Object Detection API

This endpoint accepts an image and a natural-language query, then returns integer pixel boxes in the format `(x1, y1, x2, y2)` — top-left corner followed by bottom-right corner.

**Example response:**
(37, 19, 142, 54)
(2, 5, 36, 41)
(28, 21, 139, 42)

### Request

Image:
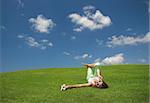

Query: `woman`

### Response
(60, 63, 108, 91)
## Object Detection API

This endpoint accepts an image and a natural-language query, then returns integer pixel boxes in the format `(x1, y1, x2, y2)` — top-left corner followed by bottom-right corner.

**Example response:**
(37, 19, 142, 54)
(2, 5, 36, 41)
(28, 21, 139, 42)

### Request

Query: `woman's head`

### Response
(98, 81, 109, 89)
(93, 79, 108, 89)
(95, 81, 103, 87)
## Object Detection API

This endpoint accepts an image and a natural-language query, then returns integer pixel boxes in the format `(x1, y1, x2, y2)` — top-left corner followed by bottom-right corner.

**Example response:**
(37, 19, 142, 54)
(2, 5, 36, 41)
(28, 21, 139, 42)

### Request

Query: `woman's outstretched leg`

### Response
(61, 83, 91, 91)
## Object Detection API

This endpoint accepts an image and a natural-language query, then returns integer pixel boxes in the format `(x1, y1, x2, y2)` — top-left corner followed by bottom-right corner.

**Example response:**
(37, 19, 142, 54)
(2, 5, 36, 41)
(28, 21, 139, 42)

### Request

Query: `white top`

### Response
(88, 77, 100, 85)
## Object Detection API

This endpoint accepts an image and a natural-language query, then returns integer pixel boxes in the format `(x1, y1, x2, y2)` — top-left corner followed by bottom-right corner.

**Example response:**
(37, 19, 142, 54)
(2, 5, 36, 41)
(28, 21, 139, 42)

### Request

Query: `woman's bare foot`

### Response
(84, 64, 95, 68)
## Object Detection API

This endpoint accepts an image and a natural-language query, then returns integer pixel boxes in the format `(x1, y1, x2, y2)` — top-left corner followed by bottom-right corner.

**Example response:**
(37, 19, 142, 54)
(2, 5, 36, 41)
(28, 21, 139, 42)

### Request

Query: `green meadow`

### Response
(0, 65, 149, 103)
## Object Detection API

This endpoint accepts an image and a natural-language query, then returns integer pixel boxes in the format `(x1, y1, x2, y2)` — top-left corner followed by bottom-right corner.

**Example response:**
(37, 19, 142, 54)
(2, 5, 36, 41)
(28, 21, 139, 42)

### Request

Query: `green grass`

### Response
(0, 64, 149, 103)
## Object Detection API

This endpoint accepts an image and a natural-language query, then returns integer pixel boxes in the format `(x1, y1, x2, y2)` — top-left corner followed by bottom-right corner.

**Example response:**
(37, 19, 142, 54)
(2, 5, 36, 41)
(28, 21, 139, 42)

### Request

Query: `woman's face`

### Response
(95, 81, 103, 87)
(92, 79, 103, 87)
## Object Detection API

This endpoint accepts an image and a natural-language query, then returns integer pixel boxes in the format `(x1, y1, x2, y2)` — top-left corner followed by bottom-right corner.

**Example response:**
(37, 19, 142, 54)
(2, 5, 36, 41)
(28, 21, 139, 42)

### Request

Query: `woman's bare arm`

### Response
(96, 69, 103, 81)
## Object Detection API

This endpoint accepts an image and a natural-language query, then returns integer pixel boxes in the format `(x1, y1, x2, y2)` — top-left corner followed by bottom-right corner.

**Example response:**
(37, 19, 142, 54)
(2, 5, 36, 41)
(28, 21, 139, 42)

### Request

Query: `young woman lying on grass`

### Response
(60, 63, 108, 91)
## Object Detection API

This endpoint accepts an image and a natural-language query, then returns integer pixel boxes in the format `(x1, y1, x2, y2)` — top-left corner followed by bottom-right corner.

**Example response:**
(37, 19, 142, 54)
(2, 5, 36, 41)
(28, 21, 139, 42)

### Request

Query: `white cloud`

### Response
(126, 28, 132, 31)
(0, 25, 6, 31)
(107, 32, 150, 47)
(96, 38, 103, 46)
(138, 59, 146, 63)
(18, 35, 53, 50)
(74, 53, 92, 60)
(29, 15, 56, 33)
(25, 37, 40, 47)
(63, 51, 93, 61)
(101, 53, 124, 65)
(82, 54, 91, 58)
(41, 39, 49, 43)
(71, 36, 76, 40)
(17, 0, 24, 8)
(94, 53, 125, 65)
(47, 42, 53, 47)
(40, 39, 53, 47)
(63, 52, 71, 56)
(25, 37, 53, 49)
(69, 5, 112, 32)
(83, 5, 96, 17)
(74, 56, 81, 60)
(83, 5, 95, 11)
(94, 57, 101, 63)
(73, 27, 83, 32)
(17, 35, 24, 38)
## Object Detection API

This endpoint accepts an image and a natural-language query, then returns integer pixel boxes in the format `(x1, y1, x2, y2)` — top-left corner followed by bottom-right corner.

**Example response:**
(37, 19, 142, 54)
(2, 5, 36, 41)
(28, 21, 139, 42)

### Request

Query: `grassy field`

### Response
(0, 65, 149, 103)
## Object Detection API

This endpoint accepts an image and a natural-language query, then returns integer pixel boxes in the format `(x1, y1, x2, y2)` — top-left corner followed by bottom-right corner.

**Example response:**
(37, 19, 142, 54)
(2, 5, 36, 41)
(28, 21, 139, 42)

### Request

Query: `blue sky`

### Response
(1, 0, 149, 72)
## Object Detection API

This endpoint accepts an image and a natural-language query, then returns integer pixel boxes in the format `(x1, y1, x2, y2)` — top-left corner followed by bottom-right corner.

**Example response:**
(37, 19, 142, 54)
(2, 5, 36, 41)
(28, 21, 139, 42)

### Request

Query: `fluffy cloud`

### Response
(17, 35, 24, 38)
(107, 32, 150, 47)
(25, 37, 40, 47)
(83, 5, 96, 16)
(29, 15, 56, 33)
(94, 57, 101, 63)
(69, 5, 112, 32)
(18, 35, 53, 50)
(74, 53, 92, 60)
(94, 53, 124, 65)
(63, 52, 92, 60)
(126, 28, 132, 31)
(63, 52, 71, 56)
(96, 38, 103, 46)
(17, 0, 24, 8)
(0, 25, 6, 31)
(83, 5, 95, 11)
(138, 59, 146, 63)
(73, 27, 83, 32)
(101, 53, 124, 65)
(71, 36, 76, 40)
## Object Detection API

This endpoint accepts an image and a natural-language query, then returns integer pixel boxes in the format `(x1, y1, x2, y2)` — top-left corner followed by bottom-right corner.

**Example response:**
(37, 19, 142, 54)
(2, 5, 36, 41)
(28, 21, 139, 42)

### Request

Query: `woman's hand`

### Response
(98, 75, 103, 82)
(91, 79, 98, 87)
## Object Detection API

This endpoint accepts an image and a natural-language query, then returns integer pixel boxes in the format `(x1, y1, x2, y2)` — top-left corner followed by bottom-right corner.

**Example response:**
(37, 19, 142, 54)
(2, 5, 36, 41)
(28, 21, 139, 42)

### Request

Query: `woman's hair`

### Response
(99, 81, 109, 89)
